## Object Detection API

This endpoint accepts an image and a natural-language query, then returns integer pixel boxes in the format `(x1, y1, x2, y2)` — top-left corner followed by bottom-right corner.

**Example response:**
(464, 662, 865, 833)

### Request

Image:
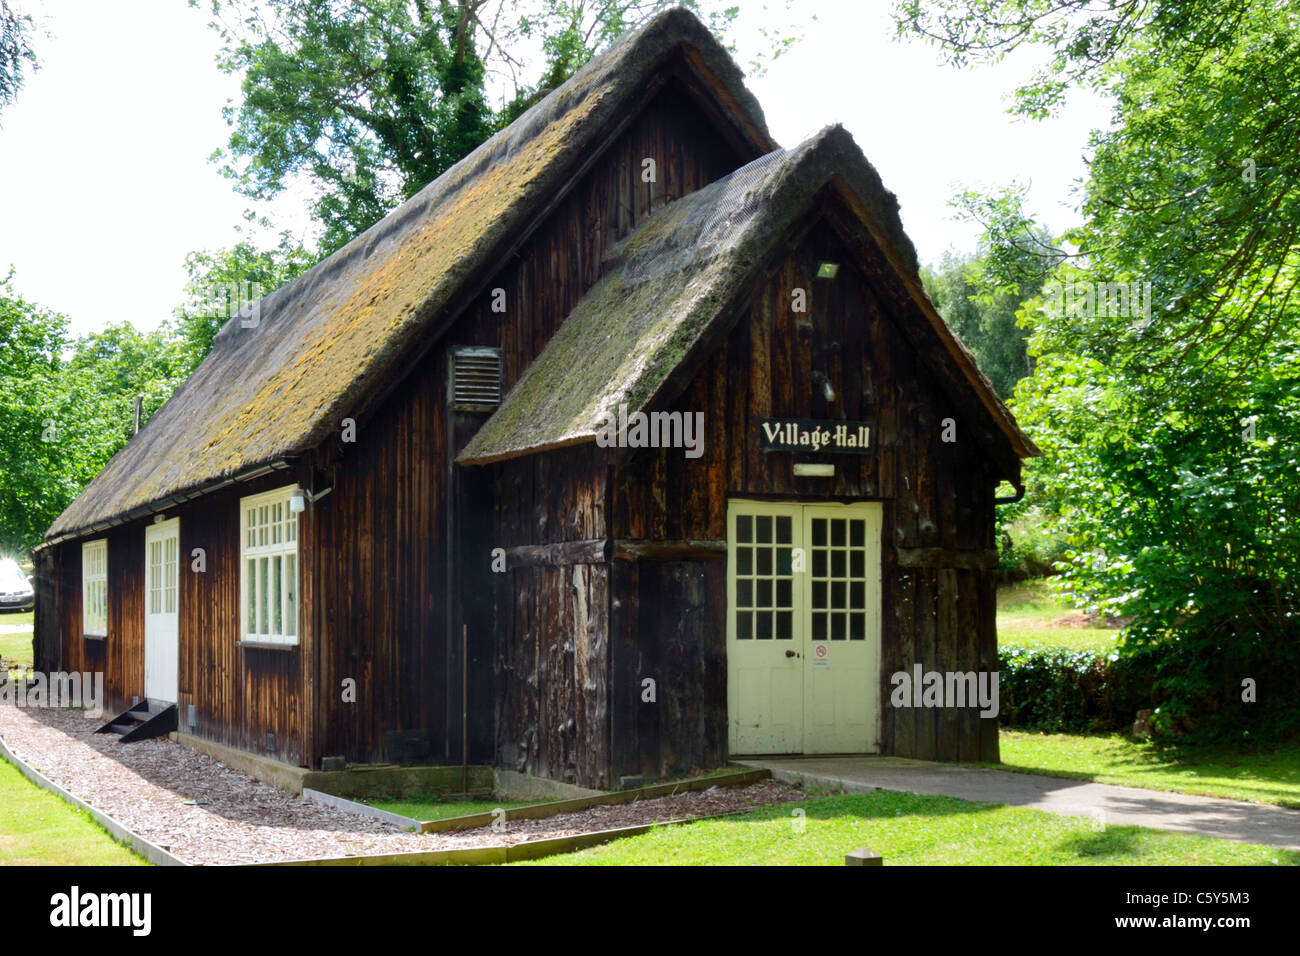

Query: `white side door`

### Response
(144, 519, 180, 703)
(727, 501, 803, 754)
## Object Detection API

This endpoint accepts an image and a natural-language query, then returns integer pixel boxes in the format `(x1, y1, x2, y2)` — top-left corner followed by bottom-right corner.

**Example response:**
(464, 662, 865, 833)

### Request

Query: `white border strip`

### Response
(302, 787, 422, 831)
(0, 733, 189, 866)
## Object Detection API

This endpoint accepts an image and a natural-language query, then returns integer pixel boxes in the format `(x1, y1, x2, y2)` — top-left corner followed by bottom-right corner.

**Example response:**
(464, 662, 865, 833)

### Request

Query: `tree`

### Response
(0, 277, 132, 556)
(0, 272, 194, 556)
(921, 190, 1063, 399)
(197, 0, 786, 253)
(896, 0, 1300, 738)
(923, 251, 1029, 400)
(0, 0, 36, 114)
(894, 0, 1300, 386)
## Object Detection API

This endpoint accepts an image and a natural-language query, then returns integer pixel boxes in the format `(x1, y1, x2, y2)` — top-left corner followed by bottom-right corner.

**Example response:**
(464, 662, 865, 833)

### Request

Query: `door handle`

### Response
(785, 649, 800, 659)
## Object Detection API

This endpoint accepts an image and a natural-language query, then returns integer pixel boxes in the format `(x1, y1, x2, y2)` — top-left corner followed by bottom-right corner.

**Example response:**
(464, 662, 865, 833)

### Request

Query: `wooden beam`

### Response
(896, 548, 998, 571)
(503, 539, 609, 568)
(612, 539, 727, 562)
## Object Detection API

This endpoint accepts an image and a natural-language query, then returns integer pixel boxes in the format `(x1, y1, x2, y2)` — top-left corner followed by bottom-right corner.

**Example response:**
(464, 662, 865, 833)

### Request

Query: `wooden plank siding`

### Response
(180, 473, 310, 766)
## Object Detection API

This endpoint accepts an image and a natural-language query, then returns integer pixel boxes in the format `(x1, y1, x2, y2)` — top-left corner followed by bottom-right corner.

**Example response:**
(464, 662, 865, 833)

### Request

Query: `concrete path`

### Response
(736, 756, 1300, 850)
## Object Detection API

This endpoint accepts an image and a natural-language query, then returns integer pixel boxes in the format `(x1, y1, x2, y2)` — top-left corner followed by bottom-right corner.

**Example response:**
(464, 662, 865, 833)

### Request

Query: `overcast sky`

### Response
(0, 0, 1112, 338)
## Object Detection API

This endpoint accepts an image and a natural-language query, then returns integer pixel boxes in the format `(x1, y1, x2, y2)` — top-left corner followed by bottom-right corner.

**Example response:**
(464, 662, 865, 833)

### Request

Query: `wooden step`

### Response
(119, 704, 177, 743)
(96, 700, 177, 742)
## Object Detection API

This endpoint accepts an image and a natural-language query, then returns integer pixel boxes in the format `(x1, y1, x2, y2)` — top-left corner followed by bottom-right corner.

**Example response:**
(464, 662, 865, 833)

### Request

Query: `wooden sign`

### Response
(759, 418, 872, 454)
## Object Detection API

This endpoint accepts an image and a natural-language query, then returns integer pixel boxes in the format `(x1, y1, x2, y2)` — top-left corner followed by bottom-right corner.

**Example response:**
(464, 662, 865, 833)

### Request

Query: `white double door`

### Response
(727, 499, 881, 755)
(144, 519, 180, 703)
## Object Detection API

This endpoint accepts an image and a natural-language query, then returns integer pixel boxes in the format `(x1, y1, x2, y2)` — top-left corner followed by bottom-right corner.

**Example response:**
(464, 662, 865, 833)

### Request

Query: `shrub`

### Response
(997, 646, 1144, 732)
(997, 637, 1300, 744)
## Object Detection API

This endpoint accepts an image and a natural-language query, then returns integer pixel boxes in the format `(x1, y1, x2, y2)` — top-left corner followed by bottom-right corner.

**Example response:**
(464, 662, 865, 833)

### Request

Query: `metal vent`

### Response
(452, 347, 503, 410)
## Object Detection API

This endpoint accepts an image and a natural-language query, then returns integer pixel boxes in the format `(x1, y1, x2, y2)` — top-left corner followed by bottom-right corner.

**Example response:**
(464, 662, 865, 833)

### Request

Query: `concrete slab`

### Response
(737, 755, 1300, 850)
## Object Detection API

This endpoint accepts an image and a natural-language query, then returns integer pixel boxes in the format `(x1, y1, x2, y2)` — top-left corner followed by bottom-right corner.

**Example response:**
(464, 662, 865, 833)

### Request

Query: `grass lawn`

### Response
(360, 796, 536, 821)
(0, 610, 34, 673)
(0, 631, 34, 669)
(522, 790, 1298, 866)
(0, 757, 145, 865)
(998, 730, 1300, 808)
(997, 579, 1118, 652)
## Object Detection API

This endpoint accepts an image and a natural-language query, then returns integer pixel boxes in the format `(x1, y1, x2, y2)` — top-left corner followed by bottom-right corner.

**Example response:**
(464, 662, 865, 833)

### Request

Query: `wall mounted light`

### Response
(815, 261, 840, 279)
(290, 487, 332, 512)
(794, 463, 835, 478)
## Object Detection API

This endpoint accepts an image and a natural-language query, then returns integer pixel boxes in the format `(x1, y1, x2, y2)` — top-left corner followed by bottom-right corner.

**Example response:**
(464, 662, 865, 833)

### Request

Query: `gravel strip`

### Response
(0, 705, 802, 865)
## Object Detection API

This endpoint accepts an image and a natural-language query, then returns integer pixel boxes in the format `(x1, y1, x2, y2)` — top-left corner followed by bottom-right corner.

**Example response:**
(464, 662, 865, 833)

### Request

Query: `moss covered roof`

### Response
(458, 125, 1038, 465)
(43, 7, 773, 544)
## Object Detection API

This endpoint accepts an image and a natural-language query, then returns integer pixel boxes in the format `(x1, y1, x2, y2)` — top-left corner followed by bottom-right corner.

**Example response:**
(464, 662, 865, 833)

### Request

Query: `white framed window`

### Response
(239, 485, 299, 645)
(82, 539, 108, 637)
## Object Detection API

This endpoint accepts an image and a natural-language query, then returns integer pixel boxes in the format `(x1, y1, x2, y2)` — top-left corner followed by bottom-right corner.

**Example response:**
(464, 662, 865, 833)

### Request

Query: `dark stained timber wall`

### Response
(180, 474, 309, 766)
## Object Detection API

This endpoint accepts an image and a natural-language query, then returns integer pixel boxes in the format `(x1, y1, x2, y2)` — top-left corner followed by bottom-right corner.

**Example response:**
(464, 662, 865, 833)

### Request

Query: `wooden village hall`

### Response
(33, 8, 1037, 789)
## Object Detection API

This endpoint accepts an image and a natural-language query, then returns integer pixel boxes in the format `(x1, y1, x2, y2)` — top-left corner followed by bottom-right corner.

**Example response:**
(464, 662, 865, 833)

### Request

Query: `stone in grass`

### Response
(845, 847, 882, 866)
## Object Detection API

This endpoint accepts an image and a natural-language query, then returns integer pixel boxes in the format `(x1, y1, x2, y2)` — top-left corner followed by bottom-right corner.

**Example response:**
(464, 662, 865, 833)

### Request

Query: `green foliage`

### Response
(922, 248, 1032, 399)
(206, 0, 496, 253)
(0, 0, 36, 114)
(892, 0, 1257, 119)
(997, 645, 1153, 734)
(995, 504, 1069, 580)
(1014, 333, 1300, 738)
(921, 186, 1064, 399)
(899, 0, 1300, 741)
(998, 636, 1300, 744)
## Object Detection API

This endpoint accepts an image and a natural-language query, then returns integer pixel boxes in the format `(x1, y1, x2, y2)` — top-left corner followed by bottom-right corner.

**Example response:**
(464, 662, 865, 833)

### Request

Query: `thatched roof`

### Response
(458, 124, 1039, 466)
(42, 7, 774, 546)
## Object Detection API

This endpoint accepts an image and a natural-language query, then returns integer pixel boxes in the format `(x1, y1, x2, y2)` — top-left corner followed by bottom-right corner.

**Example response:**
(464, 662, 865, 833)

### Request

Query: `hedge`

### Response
(996, 645, 1155, 733)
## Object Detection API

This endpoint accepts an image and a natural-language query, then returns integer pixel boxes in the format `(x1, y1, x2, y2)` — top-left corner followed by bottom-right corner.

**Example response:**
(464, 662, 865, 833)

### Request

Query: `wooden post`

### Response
(461, 623, 468, 796)
(845, 847, 883, 866)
